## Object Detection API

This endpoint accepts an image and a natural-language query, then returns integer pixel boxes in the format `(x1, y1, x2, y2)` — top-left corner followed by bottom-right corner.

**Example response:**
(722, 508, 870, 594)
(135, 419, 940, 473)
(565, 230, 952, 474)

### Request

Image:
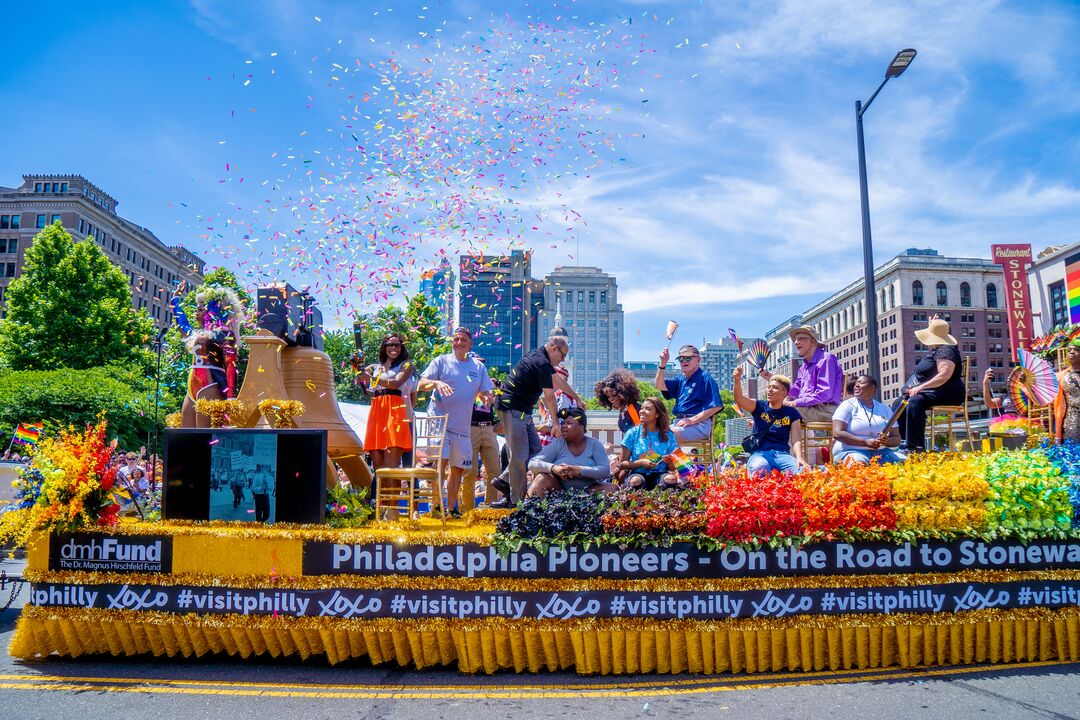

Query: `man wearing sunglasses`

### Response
(655, 344, 723, 443)
(490, 337, 569, 507)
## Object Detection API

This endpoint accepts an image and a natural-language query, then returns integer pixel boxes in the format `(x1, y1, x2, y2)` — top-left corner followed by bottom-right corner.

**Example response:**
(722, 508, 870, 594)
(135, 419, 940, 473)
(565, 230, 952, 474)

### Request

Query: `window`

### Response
(889, 285, 895, 308)
(936, 281, 948, 306)
(960, 282, 971, 307)
(60, 182, 68, 192)
(987, 283, 998, 308)
(34, 183, 42, 192)
(0, 216, 6, 229)
(600, 291, 606, 305)
(577, 290, 583, 304)
(35, 214, 46, 229)
(1050, 280, 1068, 327)
(50, 214, 61, 224)
(6, 239, 15, 254)
(912, 281, 924, 306)
(10, 214, 18, 229)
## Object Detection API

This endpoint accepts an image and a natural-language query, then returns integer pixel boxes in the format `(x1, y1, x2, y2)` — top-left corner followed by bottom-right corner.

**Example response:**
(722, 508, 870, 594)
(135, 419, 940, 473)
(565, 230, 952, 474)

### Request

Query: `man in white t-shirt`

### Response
(419, 327, 494, 517)
(831, 374, 903, 465)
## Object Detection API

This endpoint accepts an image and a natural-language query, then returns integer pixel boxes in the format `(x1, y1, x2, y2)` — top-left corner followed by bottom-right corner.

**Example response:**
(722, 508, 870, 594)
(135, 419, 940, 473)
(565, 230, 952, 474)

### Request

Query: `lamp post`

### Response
(857, 48, 916, 389)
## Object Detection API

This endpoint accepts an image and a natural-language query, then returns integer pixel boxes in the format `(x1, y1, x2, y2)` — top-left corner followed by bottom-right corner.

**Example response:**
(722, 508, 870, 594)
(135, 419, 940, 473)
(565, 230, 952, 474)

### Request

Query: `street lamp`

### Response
(857, 48, 916, 391)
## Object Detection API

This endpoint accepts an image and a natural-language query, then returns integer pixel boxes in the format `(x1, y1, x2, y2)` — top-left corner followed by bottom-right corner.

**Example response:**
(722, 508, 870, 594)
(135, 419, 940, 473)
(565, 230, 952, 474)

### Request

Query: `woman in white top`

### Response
(831, 375, 903, 465)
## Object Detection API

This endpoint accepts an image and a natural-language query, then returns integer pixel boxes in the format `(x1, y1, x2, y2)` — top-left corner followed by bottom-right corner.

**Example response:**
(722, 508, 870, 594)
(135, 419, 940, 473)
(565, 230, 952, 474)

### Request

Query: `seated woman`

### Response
(831, 374, 903, 465)
(892, 316, 965, 452)
(732, 367, 808, 476)
(527, 408, 616, 498)
(617, 397, 680, 490)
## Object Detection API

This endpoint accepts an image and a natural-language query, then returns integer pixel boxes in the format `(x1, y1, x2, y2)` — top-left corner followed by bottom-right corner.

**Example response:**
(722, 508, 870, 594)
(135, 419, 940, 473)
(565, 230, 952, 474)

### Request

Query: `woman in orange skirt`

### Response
(361, 333, 415, 471)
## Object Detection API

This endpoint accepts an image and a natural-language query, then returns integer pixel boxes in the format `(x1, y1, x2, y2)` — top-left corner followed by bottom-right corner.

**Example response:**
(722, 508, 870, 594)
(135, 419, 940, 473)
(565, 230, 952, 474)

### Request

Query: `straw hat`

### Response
(914, 318, 957, 346)
(788, 325, 819, 343)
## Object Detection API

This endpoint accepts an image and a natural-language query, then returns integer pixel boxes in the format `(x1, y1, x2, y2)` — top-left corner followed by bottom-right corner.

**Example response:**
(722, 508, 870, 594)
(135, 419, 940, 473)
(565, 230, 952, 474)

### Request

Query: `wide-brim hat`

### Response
(914, 318, 957, 346)
(788, 325, 819, 342)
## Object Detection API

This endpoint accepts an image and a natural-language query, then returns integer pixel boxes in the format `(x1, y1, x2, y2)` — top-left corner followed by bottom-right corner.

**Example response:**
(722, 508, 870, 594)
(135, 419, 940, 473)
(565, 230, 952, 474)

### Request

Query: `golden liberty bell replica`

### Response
(235, 284, 372, 489)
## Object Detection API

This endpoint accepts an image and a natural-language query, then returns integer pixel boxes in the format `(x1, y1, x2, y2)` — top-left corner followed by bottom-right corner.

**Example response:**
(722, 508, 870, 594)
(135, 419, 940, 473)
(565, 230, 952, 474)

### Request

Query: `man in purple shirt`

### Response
(761, 325, 843, 462)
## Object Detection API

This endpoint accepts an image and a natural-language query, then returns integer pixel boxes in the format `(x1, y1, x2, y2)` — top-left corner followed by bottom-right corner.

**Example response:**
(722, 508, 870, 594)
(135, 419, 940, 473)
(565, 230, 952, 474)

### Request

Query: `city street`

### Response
(1, 557, 1077, 720)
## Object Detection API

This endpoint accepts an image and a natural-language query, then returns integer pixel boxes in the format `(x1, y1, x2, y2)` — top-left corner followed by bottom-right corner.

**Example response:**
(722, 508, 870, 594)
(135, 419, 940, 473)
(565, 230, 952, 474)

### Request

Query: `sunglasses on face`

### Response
(677, 355, 696, 363)
(385, 342, 402, 348)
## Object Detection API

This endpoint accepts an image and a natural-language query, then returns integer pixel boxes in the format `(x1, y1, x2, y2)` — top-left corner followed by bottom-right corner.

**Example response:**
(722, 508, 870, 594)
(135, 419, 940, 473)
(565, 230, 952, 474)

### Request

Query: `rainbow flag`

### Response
(13, 422, 42, 445)
(669, 448, 697, 477)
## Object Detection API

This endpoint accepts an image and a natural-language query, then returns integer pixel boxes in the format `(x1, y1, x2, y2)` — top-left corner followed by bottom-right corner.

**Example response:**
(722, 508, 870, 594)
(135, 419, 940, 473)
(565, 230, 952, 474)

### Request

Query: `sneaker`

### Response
(488, 499, 514, 509)
(449, 508, 462, 519)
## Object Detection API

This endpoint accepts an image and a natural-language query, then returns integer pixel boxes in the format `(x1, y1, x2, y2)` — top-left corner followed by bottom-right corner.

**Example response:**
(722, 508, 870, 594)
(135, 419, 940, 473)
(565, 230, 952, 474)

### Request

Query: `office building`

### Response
(700, 337, 741, 392)
(757, 248, 1011, 402)
(419, 257, 456, 335)
(457, 251, 533, 373)
(0, 174, 205, 327)
(534, 266, 624, 394)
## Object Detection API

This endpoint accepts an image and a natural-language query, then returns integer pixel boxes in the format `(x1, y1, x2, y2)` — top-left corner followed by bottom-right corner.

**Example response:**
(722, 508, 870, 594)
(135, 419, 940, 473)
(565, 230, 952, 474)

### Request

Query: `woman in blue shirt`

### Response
(732, 367, 809, 476)
(618, 397, 680, 489)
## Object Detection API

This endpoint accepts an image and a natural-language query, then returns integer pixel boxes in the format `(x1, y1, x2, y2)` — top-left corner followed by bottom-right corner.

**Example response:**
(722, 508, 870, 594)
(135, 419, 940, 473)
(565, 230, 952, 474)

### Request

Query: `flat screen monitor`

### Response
(164, 429, 327, 524)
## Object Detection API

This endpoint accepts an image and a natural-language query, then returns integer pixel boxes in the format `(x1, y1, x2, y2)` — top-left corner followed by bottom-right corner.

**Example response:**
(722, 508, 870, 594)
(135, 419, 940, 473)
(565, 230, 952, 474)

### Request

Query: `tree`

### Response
(0, 365, 178, 451)
(0, 222, 154, 370)
(322, 295, 453, 405)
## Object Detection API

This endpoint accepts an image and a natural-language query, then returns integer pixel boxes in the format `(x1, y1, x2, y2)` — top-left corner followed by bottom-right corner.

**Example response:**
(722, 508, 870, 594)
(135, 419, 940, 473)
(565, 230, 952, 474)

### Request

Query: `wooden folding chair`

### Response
(374, 414, 449, 525)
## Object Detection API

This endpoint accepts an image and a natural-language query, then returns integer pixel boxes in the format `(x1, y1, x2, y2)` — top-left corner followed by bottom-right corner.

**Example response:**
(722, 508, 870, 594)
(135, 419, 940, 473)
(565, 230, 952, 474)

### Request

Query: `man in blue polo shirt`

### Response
(655, 343, 724, 443)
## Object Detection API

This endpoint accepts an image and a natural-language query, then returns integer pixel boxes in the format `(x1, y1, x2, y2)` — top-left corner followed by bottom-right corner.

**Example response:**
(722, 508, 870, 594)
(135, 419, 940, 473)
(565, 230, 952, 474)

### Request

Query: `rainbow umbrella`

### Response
(1016, 347, 1059, 406)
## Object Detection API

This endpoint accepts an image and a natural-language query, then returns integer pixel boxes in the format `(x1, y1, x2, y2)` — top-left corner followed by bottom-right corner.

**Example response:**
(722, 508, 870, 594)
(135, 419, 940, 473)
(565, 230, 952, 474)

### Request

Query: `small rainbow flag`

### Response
(13, 422, 42, 445)
(668, 448, 697, 477)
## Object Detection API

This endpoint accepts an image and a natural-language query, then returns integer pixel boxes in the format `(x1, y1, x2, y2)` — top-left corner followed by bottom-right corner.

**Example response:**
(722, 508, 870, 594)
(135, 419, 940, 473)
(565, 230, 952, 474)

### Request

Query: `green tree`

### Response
(0, 365, 178, 451)
(0, 222, 154, 370)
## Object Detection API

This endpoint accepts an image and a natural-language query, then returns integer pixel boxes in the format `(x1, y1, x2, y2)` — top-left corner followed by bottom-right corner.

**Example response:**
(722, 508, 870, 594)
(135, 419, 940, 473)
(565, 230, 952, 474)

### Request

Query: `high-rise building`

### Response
(419, 257, 456, 335)
(457, 251, 533, 373)
(0, 174, 205, 327)
(700, 337, 741, 391)
(758, 248, 1011, 402)
(535, 266, 624, 395)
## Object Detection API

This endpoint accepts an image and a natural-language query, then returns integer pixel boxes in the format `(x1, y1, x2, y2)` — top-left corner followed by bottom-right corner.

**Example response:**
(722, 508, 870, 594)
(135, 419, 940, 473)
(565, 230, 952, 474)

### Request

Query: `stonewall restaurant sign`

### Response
(990, 243, 1033, 362)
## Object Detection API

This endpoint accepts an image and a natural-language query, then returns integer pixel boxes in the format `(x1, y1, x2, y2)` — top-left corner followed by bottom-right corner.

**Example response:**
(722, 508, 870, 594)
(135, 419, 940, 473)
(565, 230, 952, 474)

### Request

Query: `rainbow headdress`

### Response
(668, 448, 697, 477)
(13, 422, 43, 445)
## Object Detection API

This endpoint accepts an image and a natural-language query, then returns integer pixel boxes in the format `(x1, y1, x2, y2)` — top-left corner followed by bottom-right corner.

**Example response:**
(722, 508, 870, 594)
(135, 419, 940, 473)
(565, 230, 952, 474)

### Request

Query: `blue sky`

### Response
(3, 0, 1079, 361)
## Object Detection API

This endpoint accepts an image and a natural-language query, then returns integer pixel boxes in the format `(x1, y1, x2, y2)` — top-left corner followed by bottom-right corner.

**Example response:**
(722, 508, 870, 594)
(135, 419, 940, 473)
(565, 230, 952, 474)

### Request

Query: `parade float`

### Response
(3, 297, 1080, 677)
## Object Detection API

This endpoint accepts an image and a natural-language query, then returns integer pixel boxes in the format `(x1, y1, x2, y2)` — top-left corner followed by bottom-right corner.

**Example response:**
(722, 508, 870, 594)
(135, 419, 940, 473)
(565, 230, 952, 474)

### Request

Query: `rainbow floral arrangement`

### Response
(704, 470, 806, 544)
(884, 454, 989, 535)
(1038, 440, 1080, 518)
(495, 447, 1080, 553)
(979, 450, 1072, 534)
(599, 484, 708, 540)
(0, 420, 120, 550)
(794, 463, 897, 538)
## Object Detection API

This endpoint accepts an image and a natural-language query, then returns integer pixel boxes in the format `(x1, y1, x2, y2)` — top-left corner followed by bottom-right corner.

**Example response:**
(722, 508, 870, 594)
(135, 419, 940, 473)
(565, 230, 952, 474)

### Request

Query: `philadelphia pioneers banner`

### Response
(303, 539, 1080, 579)
(30, 581, 1080, 621)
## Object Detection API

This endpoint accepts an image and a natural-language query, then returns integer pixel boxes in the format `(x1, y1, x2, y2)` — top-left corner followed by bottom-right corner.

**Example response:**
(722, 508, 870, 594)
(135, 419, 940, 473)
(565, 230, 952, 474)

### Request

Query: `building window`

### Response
(600, 291, 606, 305)
(60, 182, 68, 192)
(889, 285, 895, 308)
(7, 239, 16, 254)
(936, 281, 948, 306)
(50, 214, 61, 224)
(1050, 280, 1068, 327)
(960, 282, 971, 307)
(912, 281, 924, 306)
(10, 214, 18, 229)
(35, 214, 46, 229)
(987, 283, 998, 308)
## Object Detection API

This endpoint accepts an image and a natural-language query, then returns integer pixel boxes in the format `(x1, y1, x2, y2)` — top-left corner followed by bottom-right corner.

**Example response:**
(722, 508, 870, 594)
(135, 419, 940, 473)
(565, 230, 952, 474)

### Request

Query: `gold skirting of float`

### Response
(11, 606, 1080, 675)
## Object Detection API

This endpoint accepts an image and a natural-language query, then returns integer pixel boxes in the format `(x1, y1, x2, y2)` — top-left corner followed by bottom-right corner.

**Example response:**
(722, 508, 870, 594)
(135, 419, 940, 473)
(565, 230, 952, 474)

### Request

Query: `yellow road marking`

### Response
(0, 661, 1072, 699)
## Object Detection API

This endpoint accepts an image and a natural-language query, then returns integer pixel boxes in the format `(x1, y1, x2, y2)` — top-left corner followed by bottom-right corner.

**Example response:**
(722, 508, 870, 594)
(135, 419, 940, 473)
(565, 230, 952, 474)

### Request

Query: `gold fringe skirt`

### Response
(11, 606, 1080, 675)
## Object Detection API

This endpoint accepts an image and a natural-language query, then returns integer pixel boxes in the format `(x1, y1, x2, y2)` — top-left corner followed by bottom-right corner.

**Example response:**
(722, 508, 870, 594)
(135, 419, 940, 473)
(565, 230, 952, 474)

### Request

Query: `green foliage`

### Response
(0, 223, 155, 371)
(0, 365, 177, 450)
(324, 295, 453, 405)
(325, 484, 373, 528)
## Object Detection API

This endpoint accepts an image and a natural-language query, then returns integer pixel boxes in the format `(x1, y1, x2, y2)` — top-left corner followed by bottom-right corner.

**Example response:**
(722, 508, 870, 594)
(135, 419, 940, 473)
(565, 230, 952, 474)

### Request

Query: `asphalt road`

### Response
(1, 555, 1078, 720)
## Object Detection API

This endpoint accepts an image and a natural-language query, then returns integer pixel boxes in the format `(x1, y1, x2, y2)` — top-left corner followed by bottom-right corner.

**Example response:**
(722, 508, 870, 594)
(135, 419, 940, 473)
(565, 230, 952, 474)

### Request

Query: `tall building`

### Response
(0, 174, 205, 327)
(700, 337, 741, 391)
(535, 266, 624, 395)
(418, 257, 455, 335)
(457, 251, 533, 373)
(759, 248, 1011, 402)
(1029, 240, 1080, 334)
